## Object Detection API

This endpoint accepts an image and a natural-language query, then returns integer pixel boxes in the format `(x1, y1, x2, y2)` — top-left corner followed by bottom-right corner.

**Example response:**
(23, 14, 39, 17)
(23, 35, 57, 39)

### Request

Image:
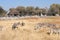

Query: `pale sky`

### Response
(0, 0, 60, 10)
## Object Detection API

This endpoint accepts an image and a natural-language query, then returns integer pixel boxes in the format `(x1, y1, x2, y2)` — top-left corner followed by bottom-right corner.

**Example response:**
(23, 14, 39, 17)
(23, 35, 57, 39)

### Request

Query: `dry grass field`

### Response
(0, 16, 60, 40)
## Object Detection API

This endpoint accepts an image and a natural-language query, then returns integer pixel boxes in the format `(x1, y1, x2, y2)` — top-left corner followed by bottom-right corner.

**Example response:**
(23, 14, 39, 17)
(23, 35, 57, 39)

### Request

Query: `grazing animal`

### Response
(47, 23, 56, 28)
(50, 28, 60, 35)
(47, 26, 60, 35)
(12, 22, 20, 30)
(34, 23, 44, 30)
(46, 23, 59, 35)
(21, 22, 25, 26)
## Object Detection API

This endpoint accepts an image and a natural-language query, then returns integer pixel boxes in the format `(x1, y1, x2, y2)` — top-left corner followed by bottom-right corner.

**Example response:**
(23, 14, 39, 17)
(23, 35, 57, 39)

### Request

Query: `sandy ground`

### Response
(0, 17, 60, 40)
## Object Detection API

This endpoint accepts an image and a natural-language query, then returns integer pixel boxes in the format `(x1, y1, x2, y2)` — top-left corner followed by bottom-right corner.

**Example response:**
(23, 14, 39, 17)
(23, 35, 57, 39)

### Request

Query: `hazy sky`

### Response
(0, 0, 60, 10)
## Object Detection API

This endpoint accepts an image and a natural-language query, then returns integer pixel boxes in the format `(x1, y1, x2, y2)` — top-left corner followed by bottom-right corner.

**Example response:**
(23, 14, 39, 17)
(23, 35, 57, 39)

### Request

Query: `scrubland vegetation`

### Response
(0, 17, 60, 40)
(0, 4, 60, 17)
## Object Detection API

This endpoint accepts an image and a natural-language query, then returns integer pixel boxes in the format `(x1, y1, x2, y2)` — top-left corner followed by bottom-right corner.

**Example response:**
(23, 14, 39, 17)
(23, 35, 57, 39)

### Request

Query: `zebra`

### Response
(47, 24, 60, 35)
(21, 21, 25, 26)
(49, 28, 60, 35)
(47, 23, 56, 28)
(34, 23, 46, 30)
(12, 22, 20, 30)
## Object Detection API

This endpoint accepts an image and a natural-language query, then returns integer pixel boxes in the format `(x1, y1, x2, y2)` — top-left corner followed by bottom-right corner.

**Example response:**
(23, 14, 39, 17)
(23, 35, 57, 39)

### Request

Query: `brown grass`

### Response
(0, 17, 60, 40)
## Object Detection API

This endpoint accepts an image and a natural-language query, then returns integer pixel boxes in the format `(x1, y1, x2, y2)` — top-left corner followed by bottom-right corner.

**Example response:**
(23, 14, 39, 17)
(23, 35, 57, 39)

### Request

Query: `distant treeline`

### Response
(0, 4, 60, 17)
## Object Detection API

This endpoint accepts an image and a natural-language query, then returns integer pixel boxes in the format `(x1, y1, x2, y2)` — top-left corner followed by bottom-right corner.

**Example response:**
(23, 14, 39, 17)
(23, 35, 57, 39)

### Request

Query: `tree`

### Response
(26, 6, 35, 16)
(0, 6, 6, 17)
(34, 7, 40, 16)
(8, 8, 19, 17)
(16, 6, 25, 16)
(49, 4, 60, 16)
